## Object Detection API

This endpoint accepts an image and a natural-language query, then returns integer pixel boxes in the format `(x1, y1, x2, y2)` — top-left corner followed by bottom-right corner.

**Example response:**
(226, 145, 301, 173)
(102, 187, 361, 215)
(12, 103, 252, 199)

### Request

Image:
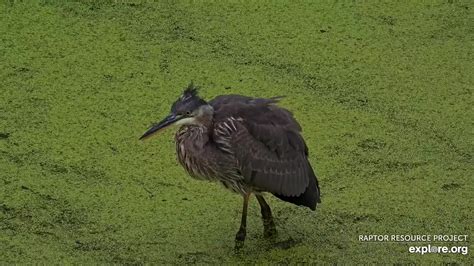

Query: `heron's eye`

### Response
(186, 111, 191, 116)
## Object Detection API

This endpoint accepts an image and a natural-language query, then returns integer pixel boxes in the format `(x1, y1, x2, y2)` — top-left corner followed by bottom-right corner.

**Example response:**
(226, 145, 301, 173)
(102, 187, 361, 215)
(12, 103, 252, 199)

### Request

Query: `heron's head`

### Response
(140, 83, 213, 140)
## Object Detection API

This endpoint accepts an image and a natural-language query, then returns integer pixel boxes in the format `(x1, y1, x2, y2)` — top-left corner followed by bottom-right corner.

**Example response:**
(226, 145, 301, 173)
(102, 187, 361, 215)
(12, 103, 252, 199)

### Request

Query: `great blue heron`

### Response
(140, 84, 321, 248)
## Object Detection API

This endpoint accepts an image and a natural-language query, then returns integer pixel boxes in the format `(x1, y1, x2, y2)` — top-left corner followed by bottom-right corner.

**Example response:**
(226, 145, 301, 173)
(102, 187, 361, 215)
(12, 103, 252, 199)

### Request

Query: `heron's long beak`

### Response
(140, 114, 180, 140)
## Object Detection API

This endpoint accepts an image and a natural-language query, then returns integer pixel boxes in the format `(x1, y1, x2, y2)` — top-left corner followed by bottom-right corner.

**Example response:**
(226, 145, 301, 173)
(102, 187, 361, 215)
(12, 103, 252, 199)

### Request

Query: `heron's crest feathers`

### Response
(183, 82, 199, 99)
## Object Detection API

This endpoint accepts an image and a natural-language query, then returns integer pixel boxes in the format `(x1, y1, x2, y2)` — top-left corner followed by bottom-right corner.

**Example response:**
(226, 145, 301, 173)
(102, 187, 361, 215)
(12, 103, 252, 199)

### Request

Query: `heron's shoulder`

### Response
(210, 95, 300, 132)
(209, 94, 282, 108)
(208, 94, 252, 108)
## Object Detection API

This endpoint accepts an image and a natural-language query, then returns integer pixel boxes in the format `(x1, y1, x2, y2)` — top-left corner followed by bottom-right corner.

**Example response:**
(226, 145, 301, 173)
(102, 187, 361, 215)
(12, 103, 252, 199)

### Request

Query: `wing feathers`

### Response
(211, 95, 316, 197)
(214, 117, 309, 196)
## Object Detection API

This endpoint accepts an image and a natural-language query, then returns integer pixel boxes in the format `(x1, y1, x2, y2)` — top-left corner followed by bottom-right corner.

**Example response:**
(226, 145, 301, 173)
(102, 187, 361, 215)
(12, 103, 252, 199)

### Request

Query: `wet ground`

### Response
(0, 1, 472, 263)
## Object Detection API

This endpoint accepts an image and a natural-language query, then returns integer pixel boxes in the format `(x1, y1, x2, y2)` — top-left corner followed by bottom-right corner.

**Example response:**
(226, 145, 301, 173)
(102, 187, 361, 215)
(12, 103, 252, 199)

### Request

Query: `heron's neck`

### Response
(197, 115, 213, 130)
(196, 104, 214, 129)
(176, 124, 209, 152)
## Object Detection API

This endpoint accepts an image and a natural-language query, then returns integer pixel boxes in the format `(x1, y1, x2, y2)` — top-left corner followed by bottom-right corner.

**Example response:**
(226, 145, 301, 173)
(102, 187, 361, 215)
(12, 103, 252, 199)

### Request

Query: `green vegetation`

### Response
(0, 0, 472, 263)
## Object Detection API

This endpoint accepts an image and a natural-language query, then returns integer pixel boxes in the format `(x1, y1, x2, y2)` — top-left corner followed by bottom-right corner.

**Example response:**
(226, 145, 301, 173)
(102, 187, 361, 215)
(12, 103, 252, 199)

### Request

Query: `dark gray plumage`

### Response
(140, 84, 321, 248)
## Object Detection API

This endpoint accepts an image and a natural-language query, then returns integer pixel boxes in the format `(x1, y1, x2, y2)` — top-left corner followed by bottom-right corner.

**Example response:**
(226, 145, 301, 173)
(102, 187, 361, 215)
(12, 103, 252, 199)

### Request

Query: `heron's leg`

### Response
(235, 192, 250, 248)
(256, 194, 277, 238)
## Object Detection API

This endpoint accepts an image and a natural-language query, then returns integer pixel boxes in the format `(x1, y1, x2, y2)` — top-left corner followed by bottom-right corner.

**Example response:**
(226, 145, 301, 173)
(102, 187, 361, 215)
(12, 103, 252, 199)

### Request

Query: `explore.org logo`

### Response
(358, 234, 469, 255)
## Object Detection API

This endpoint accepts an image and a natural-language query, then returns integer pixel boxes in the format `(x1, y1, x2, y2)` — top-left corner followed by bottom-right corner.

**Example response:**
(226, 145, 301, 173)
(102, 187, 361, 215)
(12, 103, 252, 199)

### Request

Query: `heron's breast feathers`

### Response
(175, 125, 245, 192)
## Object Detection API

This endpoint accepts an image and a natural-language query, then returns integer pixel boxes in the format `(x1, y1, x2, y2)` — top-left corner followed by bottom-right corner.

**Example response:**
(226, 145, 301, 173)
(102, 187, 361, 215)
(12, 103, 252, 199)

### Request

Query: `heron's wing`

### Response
(211, 96, 312, 197)
(210, 94, 302, 136)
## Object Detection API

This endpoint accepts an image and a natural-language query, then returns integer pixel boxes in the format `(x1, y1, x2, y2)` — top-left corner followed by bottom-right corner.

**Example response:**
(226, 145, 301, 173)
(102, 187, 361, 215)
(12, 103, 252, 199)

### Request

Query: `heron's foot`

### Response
(234, 239, 244, 250)
(263, 219, 277, 238)
(235, 228, 246, 241)
(264, 225, 277, 238)
(234, 228, 246, 249)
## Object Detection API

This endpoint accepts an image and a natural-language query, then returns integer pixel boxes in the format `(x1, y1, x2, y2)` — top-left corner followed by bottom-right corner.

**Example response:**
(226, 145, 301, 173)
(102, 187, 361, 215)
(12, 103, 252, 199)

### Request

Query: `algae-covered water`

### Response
(1, 0, 472, 264)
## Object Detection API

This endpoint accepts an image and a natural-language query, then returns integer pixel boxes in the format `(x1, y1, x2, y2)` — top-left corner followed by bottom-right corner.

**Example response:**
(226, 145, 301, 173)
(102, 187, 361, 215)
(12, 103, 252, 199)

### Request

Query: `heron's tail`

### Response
(272, 163, 321, 210)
